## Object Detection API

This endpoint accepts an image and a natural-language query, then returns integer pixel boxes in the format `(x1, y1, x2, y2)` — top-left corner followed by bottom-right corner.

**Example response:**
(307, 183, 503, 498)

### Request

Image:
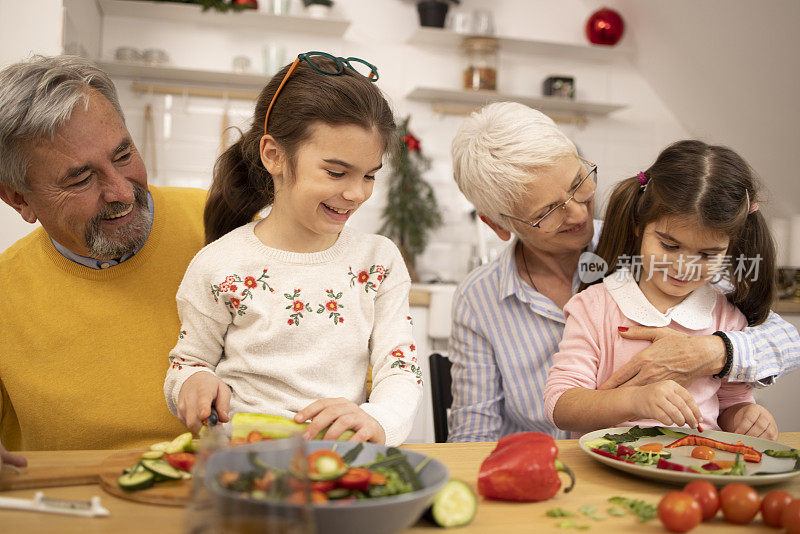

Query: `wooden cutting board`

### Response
(0, 457, 101, 491)
(98, 449, 193, 507)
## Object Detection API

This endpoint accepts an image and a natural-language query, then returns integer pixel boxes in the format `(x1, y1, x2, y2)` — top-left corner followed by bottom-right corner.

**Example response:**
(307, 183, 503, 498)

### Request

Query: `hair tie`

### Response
(745, 190, 759, 214)
(637, 171, 648, 191)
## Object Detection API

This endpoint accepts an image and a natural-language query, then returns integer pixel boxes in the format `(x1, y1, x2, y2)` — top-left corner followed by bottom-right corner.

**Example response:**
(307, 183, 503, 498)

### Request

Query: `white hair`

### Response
(450, 102, 577, 228)
(0, 55, 124, 192)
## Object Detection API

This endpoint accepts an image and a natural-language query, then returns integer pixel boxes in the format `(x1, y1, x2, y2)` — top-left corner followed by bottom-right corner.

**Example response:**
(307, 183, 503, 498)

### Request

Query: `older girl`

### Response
(164, 52, 422, 446)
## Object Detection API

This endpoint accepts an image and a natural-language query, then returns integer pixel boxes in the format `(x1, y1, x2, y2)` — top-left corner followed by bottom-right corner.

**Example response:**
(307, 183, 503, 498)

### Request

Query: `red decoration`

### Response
(585, 7, 624, 46)
(232, 0, 258, 9)
(403, 133, 420, 152)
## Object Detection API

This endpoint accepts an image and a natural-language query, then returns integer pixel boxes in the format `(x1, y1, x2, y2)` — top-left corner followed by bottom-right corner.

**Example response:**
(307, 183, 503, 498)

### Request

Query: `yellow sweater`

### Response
(0, 186, 207, 450)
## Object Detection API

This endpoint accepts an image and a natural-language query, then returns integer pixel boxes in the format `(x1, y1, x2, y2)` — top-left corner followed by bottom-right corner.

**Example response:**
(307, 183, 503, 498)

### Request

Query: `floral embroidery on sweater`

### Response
(179, 329, 187, 339)
(285, 289, 311, 326)
(348, 264, 390, 293)
(389, 345, 423, 384)
(210, 269, 274, 317)
(169, 355, 207, 371)
(316, 289, 345, 325)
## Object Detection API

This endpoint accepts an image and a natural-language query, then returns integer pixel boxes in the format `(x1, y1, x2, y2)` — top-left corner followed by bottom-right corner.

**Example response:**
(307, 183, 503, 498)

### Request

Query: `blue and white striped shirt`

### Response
(447, 220, 800, 443)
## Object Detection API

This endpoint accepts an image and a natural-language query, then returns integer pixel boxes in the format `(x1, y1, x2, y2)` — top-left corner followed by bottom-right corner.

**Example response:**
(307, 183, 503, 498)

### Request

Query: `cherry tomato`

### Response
(639, 442, 664, 453)
(165, 452, 196, 472)
(658, 491, 702, 533)
(782, 499, 800, 534)
(690, 446, 715, 460)
(719, 483, 760, 524)
(683, 480, 719, 521)
(369, 471, 388, 486)
(337, 467, 372, 492)
(761, 490, 794, 528)
(310, 480, 336, 493)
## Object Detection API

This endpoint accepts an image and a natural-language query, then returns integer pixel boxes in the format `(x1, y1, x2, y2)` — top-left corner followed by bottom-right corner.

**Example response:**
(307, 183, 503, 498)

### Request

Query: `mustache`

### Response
(92, 183, 148, 222)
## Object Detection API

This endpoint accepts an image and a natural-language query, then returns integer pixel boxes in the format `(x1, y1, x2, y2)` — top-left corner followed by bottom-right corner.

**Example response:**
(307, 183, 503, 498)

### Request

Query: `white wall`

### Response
(84, 0, 689, 282)
(0, 0, 64, 251)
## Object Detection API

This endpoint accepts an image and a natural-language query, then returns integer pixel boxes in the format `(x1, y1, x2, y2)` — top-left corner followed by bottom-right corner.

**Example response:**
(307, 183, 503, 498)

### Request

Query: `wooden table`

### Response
(2, 433, 799, 533)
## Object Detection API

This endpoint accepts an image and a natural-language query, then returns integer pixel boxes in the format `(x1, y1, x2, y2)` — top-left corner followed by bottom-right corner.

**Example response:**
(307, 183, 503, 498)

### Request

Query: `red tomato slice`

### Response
(338, 468, 372, 492)
(369, 471, 388, 486)
(165, 452, 196, 472)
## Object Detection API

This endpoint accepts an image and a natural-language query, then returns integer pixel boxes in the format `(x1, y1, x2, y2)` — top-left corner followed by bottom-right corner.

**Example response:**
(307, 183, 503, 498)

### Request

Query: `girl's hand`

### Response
(720, 402, 778, 440)
(177, 372, 231, 434)
(295, 398, 386, 444)
(630, 380, 703, 429)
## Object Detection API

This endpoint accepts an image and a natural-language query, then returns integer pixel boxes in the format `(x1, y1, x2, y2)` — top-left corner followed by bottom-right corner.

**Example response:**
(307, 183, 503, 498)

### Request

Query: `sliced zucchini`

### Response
(150, 440, 172, 452)
(118, 468, 155, 491)
(426, 480, 477, 528)
(165, 432, 194, 454)
(142, 450, 164, 459)
(141, 458, 183, 480)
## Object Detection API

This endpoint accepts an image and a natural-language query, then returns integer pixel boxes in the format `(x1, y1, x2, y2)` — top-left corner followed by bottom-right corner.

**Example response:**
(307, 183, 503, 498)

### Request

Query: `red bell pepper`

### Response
(477, 432, 575, 502)
(665, 435, 761, 463)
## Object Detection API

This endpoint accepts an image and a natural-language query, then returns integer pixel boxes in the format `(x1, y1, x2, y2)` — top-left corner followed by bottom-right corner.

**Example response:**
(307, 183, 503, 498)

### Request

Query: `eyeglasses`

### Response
(263, 51, 379, 134)
(500, 157, 597, 233)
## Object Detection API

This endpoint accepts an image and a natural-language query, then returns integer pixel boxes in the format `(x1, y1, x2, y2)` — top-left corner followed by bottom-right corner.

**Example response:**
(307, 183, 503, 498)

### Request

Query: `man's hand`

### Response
(177, 372, 231, 434)
(0, 440, 27, 472)
(295, 398, 386, 444)
(598, 326, 726, 390)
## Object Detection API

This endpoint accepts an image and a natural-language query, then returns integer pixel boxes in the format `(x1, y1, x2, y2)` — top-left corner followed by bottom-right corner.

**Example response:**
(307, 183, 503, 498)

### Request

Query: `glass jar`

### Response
(461, 37, 498, 91)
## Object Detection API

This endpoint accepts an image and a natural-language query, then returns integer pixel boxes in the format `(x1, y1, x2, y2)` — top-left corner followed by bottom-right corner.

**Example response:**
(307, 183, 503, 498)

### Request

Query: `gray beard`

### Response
(84, 183, 151, 259)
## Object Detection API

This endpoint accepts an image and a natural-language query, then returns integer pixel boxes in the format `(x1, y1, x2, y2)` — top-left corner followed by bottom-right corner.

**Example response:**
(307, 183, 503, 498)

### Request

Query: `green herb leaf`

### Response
(547, 508, 575, 518)
(602, 426, 664, 443)
(608, 496, 656, 522)
(607, 507, 627, 517)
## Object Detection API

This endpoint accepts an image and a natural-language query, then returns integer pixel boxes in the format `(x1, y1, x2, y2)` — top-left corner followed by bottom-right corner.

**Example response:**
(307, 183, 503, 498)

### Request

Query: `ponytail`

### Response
(725, 209, 776, 325)
(203, 132, 273, 244)
(582, 176, 643, 291)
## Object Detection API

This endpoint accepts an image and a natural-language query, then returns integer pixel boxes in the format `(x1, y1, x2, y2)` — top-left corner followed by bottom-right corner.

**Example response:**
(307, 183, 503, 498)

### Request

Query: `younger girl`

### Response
(544, 140, 778, 439)
(164, 52, 422, 446)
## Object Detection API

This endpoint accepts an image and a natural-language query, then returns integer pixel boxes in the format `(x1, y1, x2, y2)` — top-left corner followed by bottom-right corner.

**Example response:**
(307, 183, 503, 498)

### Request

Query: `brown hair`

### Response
(589, 140, 775, 326)
(204, 55, 396, 243)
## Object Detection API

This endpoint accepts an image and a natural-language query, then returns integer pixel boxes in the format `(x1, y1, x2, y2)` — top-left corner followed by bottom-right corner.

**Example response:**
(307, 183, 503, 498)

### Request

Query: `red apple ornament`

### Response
(585, 7, 624, 46)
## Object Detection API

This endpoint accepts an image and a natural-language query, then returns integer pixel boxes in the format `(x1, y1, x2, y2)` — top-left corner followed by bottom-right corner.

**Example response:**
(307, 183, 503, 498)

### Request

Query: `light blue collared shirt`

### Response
(447, 219, 800, 443)
(51, 192, 154, 270)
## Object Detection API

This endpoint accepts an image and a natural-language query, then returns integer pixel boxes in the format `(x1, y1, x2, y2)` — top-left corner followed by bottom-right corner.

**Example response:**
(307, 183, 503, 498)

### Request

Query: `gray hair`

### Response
(0, 55, 124, 192)
(451, 102, 577, 229)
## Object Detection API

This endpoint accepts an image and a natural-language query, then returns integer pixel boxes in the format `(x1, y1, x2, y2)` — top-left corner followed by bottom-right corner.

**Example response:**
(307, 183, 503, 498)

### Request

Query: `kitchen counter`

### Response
(2, 433, 799, 532)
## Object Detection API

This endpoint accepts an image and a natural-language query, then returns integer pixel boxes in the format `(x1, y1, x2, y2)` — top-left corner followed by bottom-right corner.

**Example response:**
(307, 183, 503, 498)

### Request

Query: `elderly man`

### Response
(446, 102, 800, 442)
(0, 55, 208, 469)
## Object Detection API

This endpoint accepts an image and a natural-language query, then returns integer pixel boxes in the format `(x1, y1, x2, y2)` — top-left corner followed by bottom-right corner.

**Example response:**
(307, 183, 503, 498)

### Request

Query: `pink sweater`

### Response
(544, 279, 752, 434)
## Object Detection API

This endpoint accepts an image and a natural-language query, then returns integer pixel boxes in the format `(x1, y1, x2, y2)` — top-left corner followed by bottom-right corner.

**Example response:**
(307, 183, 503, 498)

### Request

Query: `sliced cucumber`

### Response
(165, 432, 194, 454)
(141, 458, 183, 480)
(427, 480, 477, 528)
(118, 468, 155, 491)
(150, 441, 172, 452)
(142, 450, 164, 460)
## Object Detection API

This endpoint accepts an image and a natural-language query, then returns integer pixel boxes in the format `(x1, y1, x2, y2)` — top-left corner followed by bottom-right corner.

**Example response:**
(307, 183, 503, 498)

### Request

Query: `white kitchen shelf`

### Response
(406, 86, 626, 117)
(98, 0, 351, 36)
(406, 27, 631, 62)
(98, 60, 268, 89)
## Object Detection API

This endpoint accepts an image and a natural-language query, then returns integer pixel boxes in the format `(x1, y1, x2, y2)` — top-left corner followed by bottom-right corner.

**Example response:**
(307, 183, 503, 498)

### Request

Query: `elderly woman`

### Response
(447, 102, 800, 442)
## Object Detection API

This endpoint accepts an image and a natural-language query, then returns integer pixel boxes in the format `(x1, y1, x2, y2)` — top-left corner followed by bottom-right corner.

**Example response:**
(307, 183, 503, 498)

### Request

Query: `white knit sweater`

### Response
(164, 222, 422, 446)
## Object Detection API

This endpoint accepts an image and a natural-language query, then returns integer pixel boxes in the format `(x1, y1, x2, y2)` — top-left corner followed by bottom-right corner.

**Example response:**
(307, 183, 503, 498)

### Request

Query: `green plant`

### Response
(303, 0, 333, 6)
(378, 117, 443, 279)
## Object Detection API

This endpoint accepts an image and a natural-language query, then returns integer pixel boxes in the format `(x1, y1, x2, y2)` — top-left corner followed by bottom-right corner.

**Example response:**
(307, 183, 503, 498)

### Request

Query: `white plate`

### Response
(579, 427, 800, 486)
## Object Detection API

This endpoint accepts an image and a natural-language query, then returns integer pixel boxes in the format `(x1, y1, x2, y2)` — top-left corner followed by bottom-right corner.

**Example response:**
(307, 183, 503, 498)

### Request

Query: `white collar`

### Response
(603, 268, 717, 330)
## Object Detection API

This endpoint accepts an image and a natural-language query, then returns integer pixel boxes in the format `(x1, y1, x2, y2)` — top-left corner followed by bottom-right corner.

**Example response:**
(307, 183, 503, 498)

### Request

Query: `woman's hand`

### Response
(177, 372, 231, 434)
(0, 440, 27, 471)
(295, 398, 386, 444)
(719, 402, 778, 440)
(599, 326, 727, 389)
(630, 380, 703, 429)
